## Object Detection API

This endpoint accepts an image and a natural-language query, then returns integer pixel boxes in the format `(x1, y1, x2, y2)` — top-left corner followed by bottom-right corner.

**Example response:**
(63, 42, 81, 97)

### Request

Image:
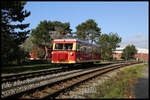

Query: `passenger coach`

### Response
(52, 39, 101, 64)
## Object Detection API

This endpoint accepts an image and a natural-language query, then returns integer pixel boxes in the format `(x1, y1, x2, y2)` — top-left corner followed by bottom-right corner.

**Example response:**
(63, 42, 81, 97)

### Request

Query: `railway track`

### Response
(1, 63, 109, 98)
(1, 62, 139, 99)
(1, 62, 114, 83)
(2, 67, 64, 83)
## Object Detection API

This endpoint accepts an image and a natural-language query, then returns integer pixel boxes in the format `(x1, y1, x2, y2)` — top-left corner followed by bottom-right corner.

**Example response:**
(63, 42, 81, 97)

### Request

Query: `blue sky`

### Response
(24, 1, 148, 49)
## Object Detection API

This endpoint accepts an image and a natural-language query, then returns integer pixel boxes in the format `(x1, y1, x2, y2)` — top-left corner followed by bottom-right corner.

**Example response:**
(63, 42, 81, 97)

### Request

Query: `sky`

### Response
(23, 1, 149, 49)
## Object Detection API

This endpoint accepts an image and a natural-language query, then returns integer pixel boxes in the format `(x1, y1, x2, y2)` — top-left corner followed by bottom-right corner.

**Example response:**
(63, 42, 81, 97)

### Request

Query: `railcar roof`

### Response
(54, 39, 77, 41)
(53, 39, 100, 48)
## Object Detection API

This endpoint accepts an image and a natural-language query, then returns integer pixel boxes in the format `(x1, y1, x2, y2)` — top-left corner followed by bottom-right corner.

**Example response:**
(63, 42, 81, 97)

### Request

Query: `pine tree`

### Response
(1, 1, 30, 65)
(75, 19, 101, 43)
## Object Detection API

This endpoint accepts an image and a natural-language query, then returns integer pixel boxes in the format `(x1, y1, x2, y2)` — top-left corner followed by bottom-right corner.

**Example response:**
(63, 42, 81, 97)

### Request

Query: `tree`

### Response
(75, 19, 101, 43)
(1, 1, 30, 45)
(121, 45, 137, 60)
(31, 20, 50, 60)
(97, 32, 122, 60)
(31, 20, 72, 59)
(97, 34, 110, 59)
(22, 36, 34, 53)
(52, 21, 72, 39)
(1, 1, 30, 65)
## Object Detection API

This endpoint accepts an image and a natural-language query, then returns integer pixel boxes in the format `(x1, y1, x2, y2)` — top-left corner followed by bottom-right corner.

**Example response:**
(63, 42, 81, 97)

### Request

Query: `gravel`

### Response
(1, 69, 82, 98)
(56, 64, 138, 99)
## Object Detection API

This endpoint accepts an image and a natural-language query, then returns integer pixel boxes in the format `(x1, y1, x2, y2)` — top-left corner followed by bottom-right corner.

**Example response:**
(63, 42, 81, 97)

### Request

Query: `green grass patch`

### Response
(1, 63, 60, 75)
(88, 63, 148, 99)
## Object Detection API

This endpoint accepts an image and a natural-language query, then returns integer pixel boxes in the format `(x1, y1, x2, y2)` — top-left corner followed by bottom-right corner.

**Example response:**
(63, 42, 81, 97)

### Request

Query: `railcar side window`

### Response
(88, 47, 92, 52)
(81, 46, 86, 52)
(64, 43, 73, 50)
(55, 43, 63, 50)
(55, 43, 73, 50)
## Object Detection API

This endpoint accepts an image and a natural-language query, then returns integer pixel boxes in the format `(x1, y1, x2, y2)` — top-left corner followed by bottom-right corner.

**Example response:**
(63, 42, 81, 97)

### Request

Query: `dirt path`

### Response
(133, 65, 149, 98)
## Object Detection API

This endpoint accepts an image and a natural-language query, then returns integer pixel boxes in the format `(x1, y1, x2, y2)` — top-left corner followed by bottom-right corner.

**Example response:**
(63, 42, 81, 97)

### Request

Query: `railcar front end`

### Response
(52, 39, 76, 64)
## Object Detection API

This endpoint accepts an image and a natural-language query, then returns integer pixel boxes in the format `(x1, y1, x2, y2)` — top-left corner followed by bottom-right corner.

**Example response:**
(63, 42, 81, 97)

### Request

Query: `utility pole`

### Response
(125, 49, 128, 62)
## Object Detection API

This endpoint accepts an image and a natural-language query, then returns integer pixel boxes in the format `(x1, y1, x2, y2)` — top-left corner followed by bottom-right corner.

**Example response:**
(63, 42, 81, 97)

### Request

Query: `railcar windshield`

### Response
(55, 43, 73, 50)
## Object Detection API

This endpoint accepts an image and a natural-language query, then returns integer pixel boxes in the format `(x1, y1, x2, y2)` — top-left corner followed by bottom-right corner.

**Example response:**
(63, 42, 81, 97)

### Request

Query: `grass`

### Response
(88, 63, 148, 99)
(1, 63, 60, 75)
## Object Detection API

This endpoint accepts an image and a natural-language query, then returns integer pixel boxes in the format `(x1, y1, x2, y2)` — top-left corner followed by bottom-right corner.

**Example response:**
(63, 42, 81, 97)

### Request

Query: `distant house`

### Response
(20, 40, 52, 60)
(112, 47, 125, 60)
(134, 48, 149, 62)
(28, 43, 52, 60)
(112, 47, 149, 62)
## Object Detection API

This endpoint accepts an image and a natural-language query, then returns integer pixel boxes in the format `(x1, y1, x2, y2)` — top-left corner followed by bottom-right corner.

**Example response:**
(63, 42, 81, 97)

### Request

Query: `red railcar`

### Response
(52, 39, 101, 64)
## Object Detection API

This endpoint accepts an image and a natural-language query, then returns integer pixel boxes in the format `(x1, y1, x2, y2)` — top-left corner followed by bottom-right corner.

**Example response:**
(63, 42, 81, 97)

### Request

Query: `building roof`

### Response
(114, 47, 148, 54)
(136, 48, 149, 54)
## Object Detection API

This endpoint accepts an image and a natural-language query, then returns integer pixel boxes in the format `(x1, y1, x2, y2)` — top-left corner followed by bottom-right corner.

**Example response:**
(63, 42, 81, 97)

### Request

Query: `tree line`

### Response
(1, 1, 137, 66)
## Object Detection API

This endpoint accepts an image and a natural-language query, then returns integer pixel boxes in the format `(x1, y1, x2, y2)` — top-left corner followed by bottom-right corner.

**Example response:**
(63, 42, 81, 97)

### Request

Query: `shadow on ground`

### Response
(134, 78, 149, 98)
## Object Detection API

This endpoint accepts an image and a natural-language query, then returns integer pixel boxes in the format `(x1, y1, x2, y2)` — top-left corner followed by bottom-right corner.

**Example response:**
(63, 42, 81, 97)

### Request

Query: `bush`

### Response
(2, 46, 30, 66)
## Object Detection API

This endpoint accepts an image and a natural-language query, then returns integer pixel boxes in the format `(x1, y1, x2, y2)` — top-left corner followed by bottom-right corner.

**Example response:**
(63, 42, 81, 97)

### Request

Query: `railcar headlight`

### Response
(70, 52, 73, 56)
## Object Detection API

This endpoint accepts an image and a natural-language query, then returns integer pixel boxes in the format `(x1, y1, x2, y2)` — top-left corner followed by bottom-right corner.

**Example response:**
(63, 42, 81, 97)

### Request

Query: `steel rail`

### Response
(1, 62, 115, 83)
(1, 67, 64, 83)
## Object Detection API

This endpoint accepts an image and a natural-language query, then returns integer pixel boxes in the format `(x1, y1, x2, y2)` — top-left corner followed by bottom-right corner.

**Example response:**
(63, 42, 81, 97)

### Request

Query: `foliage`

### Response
(75, 19, 101, 43)
(36, 47, 45, 58)
(96, 32, 122, 59)
(30, 20, 72, 59)
(31, 20, 72, 46)
(121, 45, 137, 60)
(31, 20, 51, 46)
(1, 1, 30, 45)
(1, 1, 30, 65)
(52, 21, 72, 39)
(22, 36, 35, 53)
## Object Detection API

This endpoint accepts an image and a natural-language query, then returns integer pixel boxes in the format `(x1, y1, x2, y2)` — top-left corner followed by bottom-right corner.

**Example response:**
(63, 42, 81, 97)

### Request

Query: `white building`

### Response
(113, 47, 149, 61)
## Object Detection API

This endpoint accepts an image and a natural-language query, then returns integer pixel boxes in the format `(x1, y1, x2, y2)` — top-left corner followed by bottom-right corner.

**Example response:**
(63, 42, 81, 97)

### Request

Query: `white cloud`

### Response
(120, 33, 148, 49)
